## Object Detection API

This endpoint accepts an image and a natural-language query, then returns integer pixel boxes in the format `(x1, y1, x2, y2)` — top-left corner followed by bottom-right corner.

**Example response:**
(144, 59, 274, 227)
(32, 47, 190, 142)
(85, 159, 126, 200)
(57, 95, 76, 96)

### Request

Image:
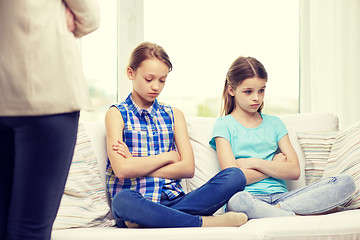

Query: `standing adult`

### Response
(0, 1, 99, 239)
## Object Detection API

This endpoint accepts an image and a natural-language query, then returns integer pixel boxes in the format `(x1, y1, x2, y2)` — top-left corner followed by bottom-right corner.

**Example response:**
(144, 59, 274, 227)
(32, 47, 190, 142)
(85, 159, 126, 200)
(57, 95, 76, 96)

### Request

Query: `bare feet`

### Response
(202, 212, 248, 227)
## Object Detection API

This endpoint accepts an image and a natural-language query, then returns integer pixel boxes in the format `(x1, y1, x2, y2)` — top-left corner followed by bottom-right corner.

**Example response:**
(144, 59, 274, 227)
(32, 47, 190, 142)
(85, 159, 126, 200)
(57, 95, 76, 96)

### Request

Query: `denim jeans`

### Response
(111, 167, 246, 228)
(0, 112, 80, 240)
(227, 175, 356, 219)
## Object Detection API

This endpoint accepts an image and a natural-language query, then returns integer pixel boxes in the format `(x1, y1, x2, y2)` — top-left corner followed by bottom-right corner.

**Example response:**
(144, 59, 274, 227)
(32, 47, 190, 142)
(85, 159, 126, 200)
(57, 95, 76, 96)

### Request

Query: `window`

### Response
(80, 1, 118, 122)
(143, 0, 299, 117)
(81, 0, 299, 121)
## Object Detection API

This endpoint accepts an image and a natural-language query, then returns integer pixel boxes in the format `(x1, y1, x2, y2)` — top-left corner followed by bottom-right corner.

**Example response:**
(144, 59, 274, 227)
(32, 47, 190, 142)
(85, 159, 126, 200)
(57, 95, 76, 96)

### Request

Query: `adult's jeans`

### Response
(112, 167, 246, 228)
(227, 174, 356, 219)
(0, 111, 79, 240)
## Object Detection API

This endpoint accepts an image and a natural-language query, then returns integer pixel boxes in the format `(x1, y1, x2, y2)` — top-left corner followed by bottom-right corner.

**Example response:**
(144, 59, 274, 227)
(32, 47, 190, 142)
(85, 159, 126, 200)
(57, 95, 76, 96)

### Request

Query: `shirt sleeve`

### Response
(275, 117, 288, 142)
(209, 117, 231, 150)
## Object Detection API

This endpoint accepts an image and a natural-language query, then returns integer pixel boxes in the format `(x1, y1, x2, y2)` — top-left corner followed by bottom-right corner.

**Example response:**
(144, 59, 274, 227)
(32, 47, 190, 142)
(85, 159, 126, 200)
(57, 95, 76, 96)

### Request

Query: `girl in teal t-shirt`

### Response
(210, 56, 356, 219)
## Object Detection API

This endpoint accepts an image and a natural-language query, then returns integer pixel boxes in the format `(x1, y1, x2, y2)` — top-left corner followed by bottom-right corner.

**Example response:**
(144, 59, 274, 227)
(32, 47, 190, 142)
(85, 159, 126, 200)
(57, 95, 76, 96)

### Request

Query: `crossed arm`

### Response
(214, 135, 300, 185)
(105, 106, 195, 180)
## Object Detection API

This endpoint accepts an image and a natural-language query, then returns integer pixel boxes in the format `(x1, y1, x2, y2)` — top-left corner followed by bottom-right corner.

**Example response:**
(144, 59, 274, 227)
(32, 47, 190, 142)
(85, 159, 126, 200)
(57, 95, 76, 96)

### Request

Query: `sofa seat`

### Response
(52, 209, 360, 240)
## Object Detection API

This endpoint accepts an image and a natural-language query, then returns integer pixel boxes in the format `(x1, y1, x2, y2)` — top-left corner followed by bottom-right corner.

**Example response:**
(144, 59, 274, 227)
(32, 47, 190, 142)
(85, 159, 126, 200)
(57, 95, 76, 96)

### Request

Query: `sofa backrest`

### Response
(82, 112, 339, 202)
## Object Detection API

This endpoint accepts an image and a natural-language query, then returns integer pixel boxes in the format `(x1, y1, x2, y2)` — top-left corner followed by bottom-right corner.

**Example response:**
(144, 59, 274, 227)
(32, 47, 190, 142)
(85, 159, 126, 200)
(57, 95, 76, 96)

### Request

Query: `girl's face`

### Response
(127, 58, 169, 109)
(228, 77, 267, 114)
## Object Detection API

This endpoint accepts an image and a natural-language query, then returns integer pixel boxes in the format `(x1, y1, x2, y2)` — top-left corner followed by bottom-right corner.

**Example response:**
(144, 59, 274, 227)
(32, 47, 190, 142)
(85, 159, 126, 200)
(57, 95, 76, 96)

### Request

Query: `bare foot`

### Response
(125, 221, 142, 228)
(202, 212, 248, 227)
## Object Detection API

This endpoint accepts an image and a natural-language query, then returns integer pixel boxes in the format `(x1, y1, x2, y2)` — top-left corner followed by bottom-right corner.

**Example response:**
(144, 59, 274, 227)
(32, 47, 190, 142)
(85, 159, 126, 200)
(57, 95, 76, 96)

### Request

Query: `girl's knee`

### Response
(338, 175, 356, 195)
(111, 190, 145, 227)
(112, 189, 140, 213)
(324, 175, 356, 199)
(230, 191, 253, 202)
(223, 167, 246, 191)
(227, 191, 253, 212)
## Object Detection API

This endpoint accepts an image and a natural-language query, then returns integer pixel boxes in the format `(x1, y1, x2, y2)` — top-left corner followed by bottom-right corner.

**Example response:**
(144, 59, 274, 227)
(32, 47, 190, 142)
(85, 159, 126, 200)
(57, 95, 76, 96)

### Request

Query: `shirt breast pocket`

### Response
(123, 129, 148, 157)
(157, 127, 175, 151)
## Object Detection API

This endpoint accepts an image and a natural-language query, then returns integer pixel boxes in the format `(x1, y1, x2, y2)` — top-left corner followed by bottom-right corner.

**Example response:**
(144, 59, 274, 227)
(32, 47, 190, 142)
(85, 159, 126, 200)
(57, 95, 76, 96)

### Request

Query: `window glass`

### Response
(144, 0, 299, 117)
(80, 1, 118, 122)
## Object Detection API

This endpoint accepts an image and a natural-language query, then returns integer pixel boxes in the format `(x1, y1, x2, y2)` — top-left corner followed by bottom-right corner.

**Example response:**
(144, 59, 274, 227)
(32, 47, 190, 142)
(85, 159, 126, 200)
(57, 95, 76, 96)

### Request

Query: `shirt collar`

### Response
(126, 93, 160, 118)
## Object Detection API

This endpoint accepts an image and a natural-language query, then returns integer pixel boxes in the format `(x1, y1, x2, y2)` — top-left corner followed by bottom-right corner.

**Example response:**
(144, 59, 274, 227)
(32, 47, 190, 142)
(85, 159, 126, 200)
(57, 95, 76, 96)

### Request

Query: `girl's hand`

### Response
(65, 7, 76, 32)
(113, 141, 133, 159)
(163, 150, 181, 164)
(272, 153, 287, 162)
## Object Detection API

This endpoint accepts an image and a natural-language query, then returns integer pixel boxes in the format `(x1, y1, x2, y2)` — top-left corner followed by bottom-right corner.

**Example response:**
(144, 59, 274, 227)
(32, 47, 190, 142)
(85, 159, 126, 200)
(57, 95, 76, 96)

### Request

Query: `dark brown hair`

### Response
(221, 56, 268, 116)
(128, 42, 172, 72)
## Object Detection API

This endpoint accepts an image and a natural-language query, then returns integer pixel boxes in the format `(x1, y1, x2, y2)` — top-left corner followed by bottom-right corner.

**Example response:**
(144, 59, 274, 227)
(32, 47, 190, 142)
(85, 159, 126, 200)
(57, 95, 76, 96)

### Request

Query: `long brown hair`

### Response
(128, 42, 172, 71)
(221, 56, 268, 116)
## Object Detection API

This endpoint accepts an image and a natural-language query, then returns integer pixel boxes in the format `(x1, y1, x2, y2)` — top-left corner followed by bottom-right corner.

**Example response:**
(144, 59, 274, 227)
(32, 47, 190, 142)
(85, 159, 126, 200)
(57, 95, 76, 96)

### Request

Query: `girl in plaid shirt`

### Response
(105, 42, 248, 228)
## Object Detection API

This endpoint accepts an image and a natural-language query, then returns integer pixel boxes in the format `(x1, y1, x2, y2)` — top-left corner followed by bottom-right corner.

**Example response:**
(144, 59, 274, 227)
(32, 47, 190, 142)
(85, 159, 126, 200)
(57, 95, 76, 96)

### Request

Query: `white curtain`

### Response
(300, 0, 360, 129)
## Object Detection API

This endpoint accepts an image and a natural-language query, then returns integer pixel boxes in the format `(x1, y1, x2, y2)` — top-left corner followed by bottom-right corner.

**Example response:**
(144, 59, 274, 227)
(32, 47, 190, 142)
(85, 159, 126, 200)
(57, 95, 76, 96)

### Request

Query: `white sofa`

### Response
(51, 112, 360, 240)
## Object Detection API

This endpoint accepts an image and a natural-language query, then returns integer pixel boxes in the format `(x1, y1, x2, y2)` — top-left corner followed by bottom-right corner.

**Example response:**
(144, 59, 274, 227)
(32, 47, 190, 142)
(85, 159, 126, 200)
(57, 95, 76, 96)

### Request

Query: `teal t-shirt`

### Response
(209, 113, 288, 194)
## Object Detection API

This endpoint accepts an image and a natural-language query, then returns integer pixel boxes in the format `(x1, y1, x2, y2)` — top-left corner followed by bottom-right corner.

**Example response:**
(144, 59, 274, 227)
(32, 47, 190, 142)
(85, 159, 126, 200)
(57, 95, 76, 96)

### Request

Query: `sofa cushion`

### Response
(322, 121, 360, 210)
(280, 112, 339, 190)
(297, 131, 337, 185)
(82, 122, 108, 189)
(53, 124, 114, 230)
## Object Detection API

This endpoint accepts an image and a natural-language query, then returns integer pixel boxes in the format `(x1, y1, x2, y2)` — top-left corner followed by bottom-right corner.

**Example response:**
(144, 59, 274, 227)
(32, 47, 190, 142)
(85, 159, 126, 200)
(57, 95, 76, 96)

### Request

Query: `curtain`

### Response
(300, 0, 360, 129)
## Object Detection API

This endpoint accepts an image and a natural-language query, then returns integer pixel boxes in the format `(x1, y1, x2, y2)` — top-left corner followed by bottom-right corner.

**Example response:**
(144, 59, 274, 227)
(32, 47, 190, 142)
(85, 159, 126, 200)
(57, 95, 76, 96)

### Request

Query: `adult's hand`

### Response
(65, 7, 75, 32)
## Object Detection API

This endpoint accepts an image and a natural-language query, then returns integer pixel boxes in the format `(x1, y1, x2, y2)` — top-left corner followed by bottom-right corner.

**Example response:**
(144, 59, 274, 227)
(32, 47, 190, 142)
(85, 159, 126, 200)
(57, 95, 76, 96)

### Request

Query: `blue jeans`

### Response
(111, 167, 246, 228)
(0, 112, 80, 240)
(227, 175, 356, 219)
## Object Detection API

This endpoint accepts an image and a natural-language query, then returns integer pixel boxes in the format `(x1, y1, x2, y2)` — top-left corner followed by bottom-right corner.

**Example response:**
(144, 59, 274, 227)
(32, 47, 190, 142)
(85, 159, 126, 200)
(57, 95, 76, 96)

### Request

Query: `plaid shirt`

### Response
(106, 94, 185, 203)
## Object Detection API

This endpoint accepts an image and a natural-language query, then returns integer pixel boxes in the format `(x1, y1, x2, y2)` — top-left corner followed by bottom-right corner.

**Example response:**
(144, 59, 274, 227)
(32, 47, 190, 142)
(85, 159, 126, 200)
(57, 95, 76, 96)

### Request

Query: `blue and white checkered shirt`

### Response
(106, 94, 185, 203)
